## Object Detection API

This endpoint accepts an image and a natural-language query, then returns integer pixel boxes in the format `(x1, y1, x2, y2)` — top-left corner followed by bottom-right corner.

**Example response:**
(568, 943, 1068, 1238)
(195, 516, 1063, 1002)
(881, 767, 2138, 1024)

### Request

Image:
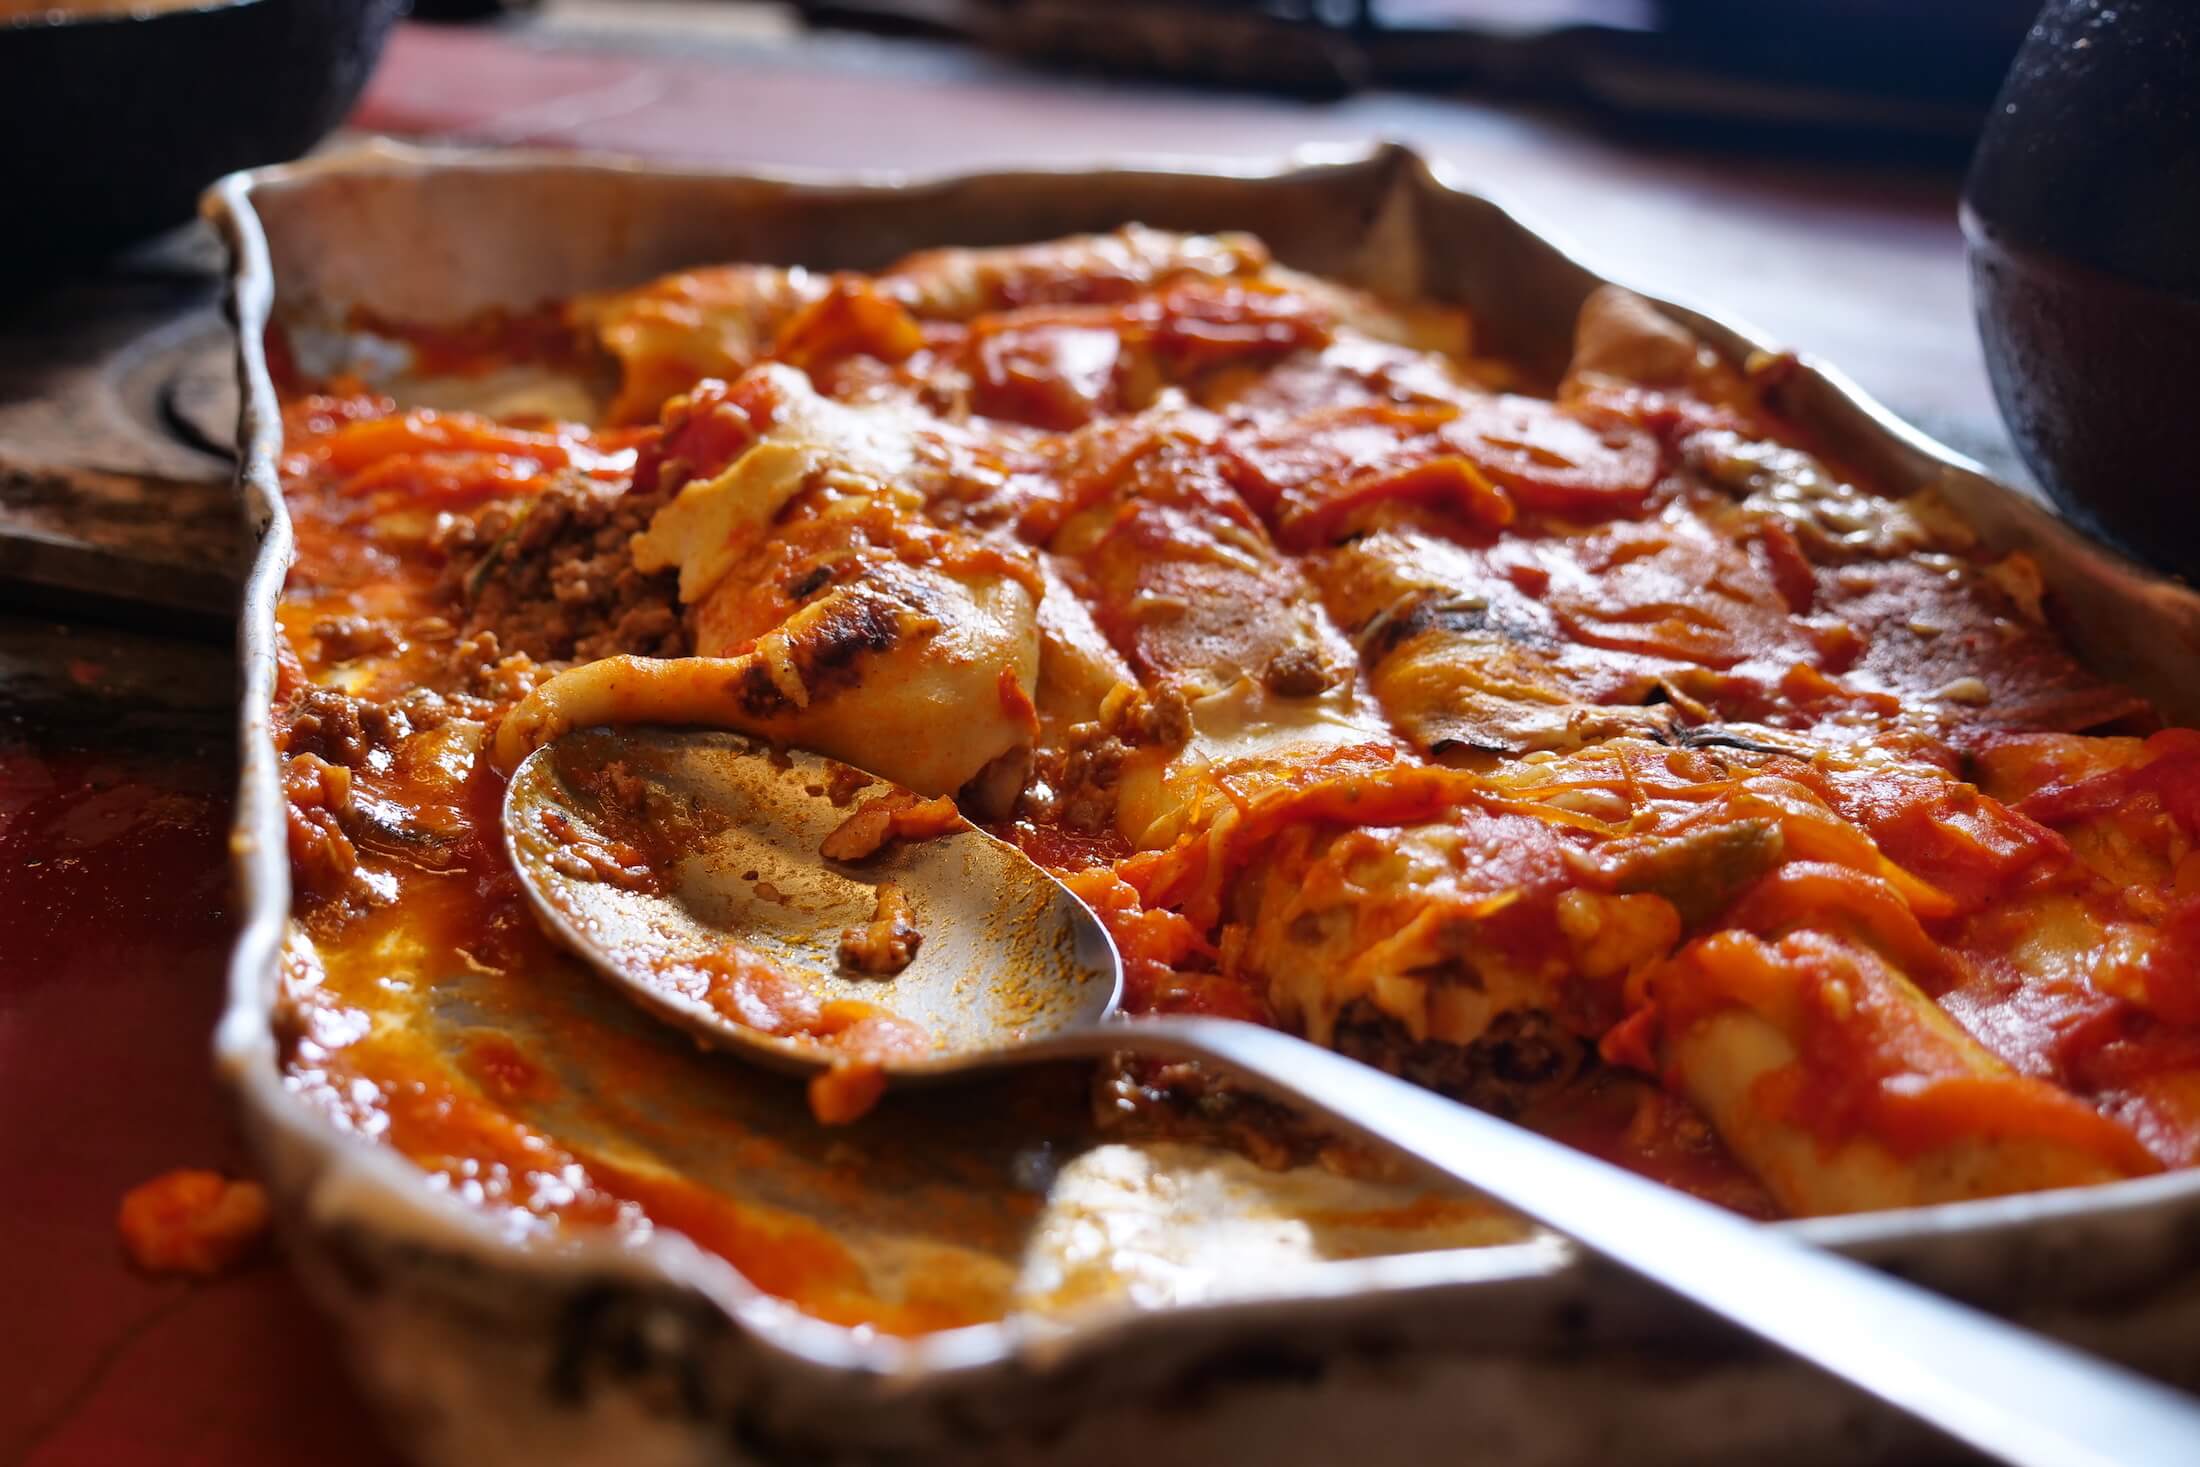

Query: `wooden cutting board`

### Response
(0, 462, 246, 632)
(0, 230, 249, 635)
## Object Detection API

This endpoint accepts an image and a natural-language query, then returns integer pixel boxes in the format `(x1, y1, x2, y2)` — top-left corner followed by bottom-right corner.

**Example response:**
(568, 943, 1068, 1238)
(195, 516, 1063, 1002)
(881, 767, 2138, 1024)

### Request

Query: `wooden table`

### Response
(0, 12, 2020, 1464)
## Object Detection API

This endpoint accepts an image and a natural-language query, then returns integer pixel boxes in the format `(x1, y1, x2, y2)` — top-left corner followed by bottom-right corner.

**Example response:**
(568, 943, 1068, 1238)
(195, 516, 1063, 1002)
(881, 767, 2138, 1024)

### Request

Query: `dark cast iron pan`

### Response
(0, 0, 404, 272)
(1964, 0, 2200, 578)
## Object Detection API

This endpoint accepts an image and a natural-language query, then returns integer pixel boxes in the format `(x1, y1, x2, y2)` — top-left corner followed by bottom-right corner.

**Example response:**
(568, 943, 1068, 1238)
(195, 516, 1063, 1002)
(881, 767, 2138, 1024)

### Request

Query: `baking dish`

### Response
(209, 140, 2200, 1466)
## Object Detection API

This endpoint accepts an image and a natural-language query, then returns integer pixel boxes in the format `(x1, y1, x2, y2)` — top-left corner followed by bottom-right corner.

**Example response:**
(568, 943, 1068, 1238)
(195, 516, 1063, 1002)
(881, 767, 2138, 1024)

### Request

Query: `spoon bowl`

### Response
(503, 725, 1119, 1077)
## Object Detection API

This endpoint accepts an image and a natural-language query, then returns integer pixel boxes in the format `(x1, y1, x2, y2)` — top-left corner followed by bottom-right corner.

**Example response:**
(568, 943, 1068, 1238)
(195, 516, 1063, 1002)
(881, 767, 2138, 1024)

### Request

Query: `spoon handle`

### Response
(1066, 1014, 2200, 1467)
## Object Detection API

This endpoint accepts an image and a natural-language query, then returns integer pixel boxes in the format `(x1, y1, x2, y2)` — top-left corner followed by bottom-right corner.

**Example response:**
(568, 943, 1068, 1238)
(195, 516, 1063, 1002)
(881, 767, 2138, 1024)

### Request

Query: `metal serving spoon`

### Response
(505, 725, 2200, 1467)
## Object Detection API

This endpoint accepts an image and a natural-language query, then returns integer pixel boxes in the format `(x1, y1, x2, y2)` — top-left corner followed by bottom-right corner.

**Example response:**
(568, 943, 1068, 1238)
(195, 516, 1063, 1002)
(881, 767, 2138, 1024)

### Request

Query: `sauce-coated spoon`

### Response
(505, 725, 2200, 1467)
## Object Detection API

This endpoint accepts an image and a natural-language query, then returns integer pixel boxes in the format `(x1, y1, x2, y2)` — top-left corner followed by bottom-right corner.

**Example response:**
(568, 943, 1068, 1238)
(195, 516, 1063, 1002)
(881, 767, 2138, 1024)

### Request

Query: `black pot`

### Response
(1964, 0, 2200, 575)
(0, 0, 405, 272)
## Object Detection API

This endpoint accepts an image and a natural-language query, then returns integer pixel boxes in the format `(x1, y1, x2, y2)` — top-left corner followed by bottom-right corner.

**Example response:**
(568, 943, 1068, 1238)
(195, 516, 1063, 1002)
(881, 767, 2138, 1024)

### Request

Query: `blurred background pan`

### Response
(803, 0, 2042, 150)
(0, 0, 403, 272)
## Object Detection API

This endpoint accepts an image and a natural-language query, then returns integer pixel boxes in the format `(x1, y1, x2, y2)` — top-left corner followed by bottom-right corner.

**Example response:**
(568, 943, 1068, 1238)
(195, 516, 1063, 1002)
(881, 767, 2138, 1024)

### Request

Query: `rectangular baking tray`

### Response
(208, 141, 2200, 1467)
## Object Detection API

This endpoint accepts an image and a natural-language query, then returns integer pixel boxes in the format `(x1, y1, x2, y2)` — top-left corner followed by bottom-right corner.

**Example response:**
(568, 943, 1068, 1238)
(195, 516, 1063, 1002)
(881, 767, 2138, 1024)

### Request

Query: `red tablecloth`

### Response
(0, 742, 396, 1467)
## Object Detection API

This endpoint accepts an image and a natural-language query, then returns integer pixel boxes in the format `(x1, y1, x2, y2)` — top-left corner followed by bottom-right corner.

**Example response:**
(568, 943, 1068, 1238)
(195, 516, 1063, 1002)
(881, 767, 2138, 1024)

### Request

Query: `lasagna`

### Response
(270, 227, 2200, 1302)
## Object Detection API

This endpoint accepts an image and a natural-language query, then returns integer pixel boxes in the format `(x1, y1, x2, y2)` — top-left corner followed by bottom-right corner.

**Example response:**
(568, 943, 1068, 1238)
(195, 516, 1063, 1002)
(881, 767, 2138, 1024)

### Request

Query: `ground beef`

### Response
(443, 630, 544, 706)
(385, 686, 465, 735)
(838, 881, 922, 974)
(277, 679, 480, 921)
(1024, 683, 1196, 830)
(1330, 1003, 1589, 1118)
(282, 685, 410, 769)
(309, 614, 397, 663)
(437, 471, 688, 665)
(282, 753, 377, 915)
(1025, 722, 1130, 832)
(1108, 684, 1193, 747)
(282, 686, 368, 766)
(1262, 644, 1338, 698)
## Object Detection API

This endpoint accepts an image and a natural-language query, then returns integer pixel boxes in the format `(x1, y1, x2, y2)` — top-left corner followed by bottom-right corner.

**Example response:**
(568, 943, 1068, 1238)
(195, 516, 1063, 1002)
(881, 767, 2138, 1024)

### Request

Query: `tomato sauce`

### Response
(255, 230, 2200, 1332)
